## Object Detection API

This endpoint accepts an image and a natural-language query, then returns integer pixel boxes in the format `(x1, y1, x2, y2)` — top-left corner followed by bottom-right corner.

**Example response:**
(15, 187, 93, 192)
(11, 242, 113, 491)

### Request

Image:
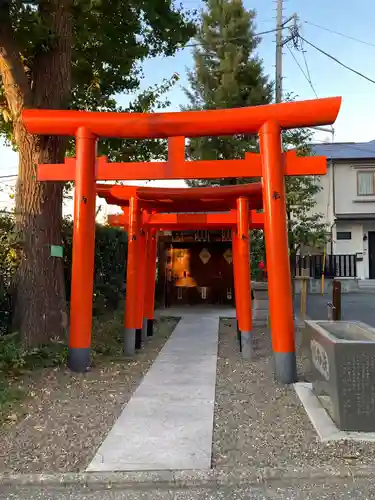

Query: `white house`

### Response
(311, 140, 375, 281)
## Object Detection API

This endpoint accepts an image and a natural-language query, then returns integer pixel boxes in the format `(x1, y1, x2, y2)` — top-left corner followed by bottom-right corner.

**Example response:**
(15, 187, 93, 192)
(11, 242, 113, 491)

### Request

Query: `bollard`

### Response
(294, 275, 309, 321)
(332, 279, 342, 321)
(327, 301, 335, 321)
(300, 276, 308, 321)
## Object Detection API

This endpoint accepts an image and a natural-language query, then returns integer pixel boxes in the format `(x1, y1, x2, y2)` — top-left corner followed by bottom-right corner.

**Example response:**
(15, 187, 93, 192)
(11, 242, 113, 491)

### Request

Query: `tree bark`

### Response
(12, 127, 69, 347)
(1, 0, 73, 348)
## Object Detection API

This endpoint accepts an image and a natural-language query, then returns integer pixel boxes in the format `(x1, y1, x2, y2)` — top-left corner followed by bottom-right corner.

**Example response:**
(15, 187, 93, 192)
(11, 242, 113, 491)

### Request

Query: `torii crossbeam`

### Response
(107, 210, 265, 230)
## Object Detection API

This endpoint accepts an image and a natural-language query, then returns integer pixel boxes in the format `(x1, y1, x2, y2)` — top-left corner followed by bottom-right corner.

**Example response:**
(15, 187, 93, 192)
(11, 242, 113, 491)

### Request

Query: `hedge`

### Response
(0, 212, 128, 335)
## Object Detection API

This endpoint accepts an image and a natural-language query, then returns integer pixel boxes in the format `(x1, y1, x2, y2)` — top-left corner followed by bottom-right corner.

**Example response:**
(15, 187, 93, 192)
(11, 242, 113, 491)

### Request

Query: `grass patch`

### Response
(0, 332, 68, 422)
(0, 378, 24, 422)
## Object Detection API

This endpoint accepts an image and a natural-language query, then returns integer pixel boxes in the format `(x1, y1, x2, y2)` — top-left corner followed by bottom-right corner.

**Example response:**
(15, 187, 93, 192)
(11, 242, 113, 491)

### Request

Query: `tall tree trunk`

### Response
(12, 126, 68, 348)
(1, 0, 73, 348)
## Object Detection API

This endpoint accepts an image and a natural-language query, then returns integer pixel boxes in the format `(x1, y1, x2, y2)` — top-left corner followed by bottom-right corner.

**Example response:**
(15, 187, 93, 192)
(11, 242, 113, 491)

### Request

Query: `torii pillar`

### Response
(259, 121, 296, 384)
(236, 198, 253, 359)
(124, 196, 140, 356)
(68, 128, 97, 372)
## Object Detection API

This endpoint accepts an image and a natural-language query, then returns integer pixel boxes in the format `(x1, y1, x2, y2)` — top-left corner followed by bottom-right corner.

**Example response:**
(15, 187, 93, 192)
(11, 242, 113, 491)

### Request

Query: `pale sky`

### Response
(1, 0, 375, 213)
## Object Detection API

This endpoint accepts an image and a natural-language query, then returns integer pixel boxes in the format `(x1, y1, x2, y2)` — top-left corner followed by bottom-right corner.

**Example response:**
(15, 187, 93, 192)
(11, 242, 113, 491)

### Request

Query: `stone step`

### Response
(358, 280, 375, 289)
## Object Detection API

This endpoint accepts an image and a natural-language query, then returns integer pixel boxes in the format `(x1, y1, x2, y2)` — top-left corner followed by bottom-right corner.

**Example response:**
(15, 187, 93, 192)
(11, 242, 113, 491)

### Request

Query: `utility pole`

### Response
(275, 2, 298, 104)
(275, 0, 283, 103)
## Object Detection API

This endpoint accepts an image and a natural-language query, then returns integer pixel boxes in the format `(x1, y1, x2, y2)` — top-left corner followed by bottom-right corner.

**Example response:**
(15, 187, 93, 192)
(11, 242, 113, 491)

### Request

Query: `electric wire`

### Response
(286, 44, 318, 98)
(301, 46, 318, 98)
(183, 26, 283, 48)
(303, 20, 375, 49)
(0, 174, 17, 180)
(300, 36, 375, 85)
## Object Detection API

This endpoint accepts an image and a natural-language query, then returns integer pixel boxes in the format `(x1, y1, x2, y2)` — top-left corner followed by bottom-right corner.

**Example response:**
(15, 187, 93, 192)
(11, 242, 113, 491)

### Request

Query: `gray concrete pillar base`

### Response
(68, 347, 91, 373)
(141, 318, 148, 343)
(135, 328, 142, 350)
(274, 351, 298, 384)
(147, 319, 154, 337)
(240, 331, 253, 360)
(124, 328, 136, 356)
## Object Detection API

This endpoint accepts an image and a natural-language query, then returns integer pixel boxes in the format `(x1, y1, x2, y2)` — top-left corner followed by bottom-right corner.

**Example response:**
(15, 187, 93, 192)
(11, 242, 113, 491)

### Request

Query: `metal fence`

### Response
(293, 254, 357, 279)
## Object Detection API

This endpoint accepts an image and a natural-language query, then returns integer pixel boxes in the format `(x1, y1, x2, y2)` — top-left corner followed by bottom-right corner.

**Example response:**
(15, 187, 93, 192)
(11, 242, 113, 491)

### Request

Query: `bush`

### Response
(0, 215, 128, 335)
(0, 211, 17, 335)
(63, 220, 127, 315)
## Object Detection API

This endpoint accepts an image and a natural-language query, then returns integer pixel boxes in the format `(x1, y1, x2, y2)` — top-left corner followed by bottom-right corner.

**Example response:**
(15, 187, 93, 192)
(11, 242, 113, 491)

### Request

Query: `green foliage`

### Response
(250, 229, 265, 280)
(0, 213, 129, 333)
(285, 175, 327, 259)
(0, 332, 67, 421)
(183, 0, 272, 186)
(0, 211, 18, 334)
(0, 377, 23, 421)
(1, 0, 196, 150)
(0, 333, 68, 374)
(96, 75, 181, 163)
(62, 219, 128, 316)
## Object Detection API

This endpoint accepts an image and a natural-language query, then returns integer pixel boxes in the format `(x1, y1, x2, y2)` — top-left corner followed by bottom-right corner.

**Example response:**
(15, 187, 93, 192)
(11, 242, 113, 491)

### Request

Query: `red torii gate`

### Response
(97, 183, 263, 359)
(111, 208, 264, 341)
(107, 207, 264, 349)
(22, 96, 341, 383)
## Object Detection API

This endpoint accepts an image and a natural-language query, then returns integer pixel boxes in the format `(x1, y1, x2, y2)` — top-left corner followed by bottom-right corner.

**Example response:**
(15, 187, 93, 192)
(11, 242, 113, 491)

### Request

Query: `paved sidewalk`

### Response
(87, 315, 220, 471)
(3, 477, 375, 499)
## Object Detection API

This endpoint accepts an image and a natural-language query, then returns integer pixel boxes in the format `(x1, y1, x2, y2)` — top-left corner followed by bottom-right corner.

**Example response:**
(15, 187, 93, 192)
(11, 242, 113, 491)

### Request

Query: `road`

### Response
(295, 292, 375, 327)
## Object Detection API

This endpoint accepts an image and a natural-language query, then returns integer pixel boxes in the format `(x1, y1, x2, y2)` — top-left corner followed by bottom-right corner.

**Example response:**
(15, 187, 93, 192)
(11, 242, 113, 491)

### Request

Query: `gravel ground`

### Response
(0, 317, 178, 474)
(2, 313, 375, 479)
(212, 319, 375, 469)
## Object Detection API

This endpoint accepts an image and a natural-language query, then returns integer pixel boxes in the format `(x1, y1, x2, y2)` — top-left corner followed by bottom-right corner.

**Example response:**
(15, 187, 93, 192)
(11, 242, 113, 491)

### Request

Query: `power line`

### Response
(300, 46, 318, 98)
(0, 174, 17, 180)
(300, 36, 375, 85)
(286, 45, 318, 98)
(184, 26, 283, 49)
(304, 20, 375, 49)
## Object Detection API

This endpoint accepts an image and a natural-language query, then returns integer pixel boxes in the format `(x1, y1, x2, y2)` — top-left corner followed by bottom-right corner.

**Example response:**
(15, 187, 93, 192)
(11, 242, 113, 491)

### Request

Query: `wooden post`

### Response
(68, 127, 97, 373)
(300, 276, 309, 321)
(259, 120, 297, 384)
(236, 197, 253, 359)
(332, 279, 342, 321)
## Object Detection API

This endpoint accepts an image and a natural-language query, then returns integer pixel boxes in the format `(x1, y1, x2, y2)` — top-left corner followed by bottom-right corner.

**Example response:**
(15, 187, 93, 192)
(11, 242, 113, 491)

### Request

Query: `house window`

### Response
(357, 171, 375, 195)
(337, 231, 352, 240)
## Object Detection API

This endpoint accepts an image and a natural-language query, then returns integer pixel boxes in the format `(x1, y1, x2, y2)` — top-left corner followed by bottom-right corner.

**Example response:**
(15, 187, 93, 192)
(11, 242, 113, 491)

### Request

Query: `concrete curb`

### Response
(1, 465, 375, 488)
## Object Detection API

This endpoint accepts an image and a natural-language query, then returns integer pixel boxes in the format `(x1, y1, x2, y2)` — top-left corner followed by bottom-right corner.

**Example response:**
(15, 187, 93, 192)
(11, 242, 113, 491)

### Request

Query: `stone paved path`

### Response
(87, 315, 220, 471)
